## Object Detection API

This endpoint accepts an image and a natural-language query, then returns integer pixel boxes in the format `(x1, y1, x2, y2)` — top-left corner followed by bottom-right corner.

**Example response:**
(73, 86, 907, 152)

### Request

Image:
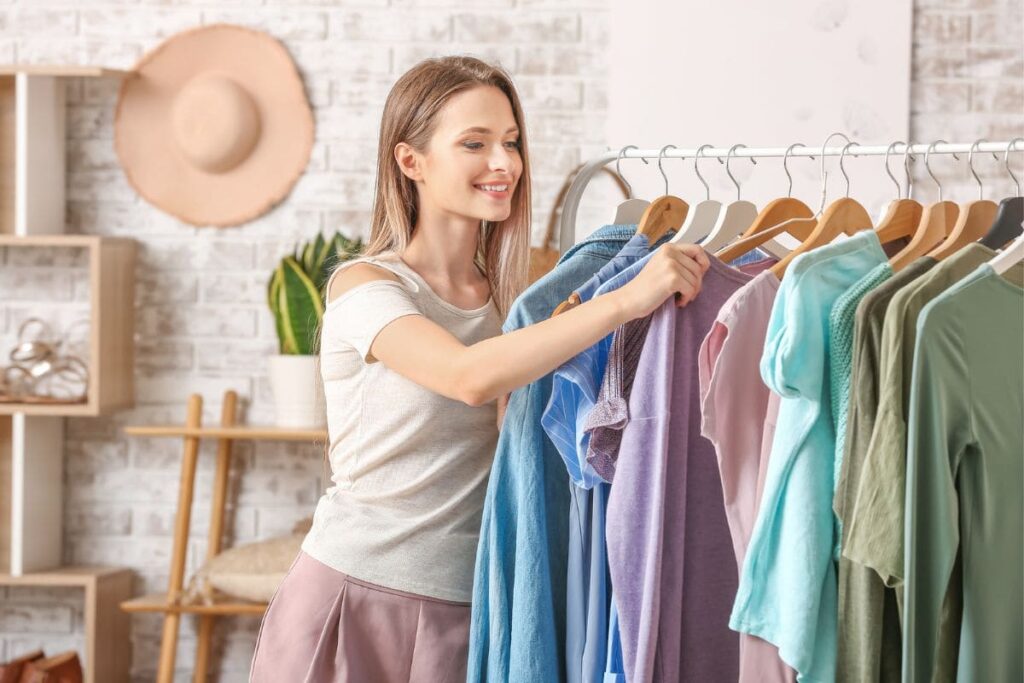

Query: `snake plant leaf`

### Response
(267, 269, 287, 353)
(277, 256, 323, 356)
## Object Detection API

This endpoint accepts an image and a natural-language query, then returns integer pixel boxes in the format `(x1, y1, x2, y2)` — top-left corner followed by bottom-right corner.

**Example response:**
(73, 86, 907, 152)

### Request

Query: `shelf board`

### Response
(0, 233, 133, 247)
(0, 401, 96, 417)
(124, 425, 328, 442)
(0, 65, 132, 78)
(121, 593, 267, 616)
(0, 565, 132, 587)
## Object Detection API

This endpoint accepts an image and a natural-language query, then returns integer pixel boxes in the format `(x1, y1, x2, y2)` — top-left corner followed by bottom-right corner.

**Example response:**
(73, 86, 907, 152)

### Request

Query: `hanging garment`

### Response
(584, 256, 777, 481)
(903, 261, 1024, 683)
(843, 244, 999, 682)
(607, 255, 752, 683)
(468, 224, 637, 683)
(828, 261, 894, 556)
(697, 270, 796, 683)
(731, 230, 889, 683)
(541, 232, 659, 683)
(833, 257, 938, 683)
(844, 244, 998, 585)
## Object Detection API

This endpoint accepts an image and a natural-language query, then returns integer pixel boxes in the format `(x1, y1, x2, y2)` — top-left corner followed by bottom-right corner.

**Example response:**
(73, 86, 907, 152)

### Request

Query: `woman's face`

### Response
(397, 85, 523, 224)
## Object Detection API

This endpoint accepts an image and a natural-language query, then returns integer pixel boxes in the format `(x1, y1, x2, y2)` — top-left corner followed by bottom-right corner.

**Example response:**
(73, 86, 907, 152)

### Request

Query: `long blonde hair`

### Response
(361, 55, 531, 318)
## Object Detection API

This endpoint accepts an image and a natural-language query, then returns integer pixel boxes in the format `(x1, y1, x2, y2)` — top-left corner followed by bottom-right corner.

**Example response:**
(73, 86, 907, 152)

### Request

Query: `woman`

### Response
(249, 55, 708, 682)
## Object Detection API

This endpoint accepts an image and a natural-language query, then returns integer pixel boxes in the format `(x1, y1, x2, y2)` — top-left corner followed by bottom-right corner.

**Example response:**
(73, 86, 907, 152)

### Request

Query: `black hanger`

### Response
(979, 138, 1023, 249)
(978, 197, 1023, 249)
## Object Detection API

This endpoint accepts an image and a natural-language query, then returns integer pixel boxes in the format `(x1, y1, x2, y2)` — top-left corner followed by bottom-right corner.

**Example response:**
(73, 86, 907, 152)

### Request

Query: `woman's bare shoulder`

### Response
(327, 262, 402, 304)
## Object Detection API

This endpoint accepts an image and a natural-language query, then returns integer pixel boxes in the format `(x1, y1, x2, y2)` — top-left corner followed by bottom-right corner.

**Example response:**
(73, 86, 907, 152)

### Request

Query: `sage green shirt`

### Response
(903, 261, 1024, 682)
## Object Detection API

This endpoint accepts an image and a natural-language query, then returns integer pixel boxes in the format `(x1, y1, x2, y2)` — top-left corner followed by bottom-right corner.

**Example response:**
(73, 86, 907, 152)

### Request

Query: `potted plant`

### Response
(266, 231, 363, 427)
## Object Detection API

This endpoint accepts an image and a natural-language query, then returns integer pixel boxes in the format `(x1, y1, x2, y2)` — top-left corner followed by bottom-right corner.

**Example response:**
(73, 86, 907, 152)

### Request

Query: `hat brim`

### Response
(115, 24, 314, 227)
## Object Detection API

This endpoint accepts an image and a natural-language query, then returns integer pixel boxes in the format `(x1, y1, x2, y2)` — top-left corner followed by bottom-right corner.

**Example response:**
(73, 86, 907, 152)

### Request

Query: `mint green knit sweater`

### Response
(828, 261, 892, 556)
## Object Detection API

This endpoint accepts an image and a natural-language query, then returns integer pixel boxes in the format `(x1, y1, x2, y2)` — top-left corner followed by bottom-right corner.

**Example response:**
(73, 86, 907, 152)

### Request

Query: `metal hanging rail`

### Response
(558, 140, 1024, 253)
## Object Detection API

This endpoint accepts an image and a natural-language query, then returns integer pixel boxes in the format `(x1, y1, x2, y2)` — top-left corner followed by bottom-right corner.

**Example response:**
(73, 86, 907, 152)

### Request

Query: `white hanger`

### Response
(670, 144, 722, 244)
(989, 232, 1024, 274)
(612, 145, 651, 225)
(699, 144, 759, 253)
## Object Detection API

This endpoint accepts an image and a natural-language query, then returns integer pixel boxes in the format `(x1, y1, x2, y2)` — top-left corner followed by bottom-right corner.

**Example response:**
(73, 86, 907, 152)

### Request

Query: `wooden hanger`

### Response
(715, 209, 815, 263)
(637, 144, 689, 243)
(928, 140, 1000, 260)
(978, 137, 1024, 250)
(874, 142, 923, 245)
(612, 145, 650, 225)
(889, 141, 961, 271)
(717, 143, 817, 262)
(770, 139, 873, 278)
(552, 146, 688, 317)
(699, 144, 759, 253)
(770, 197, 872, 277)
(671, 144, 722, 244)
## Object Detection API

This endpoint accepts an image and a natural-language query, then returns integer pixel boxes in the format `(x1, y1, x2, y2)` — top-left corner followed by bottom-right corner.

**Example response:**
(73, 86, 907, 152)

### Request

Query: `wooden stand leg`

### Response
(156, 395, 203, 683)
(194, 391, 237, 682)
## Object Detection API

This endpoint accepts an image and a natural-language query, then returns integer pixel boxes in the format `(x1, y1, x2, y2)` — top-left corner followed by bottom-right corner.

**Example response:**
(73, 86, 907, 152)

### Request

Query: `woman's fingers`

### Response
(670, 242, 710, 272)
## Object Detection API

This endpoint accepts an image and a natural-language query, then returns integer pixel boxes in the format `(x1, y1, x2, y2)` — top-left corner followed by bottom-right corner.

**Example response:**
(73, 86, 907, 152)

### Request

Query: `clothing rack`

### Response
(558, 140, 1024, 254)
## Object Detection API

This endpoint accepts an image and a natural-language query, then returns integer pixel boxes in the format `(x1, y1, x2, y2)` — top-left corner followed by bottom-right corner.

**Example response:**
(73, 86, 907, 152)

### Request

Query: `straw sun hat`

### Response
(114, 24, 314, 227)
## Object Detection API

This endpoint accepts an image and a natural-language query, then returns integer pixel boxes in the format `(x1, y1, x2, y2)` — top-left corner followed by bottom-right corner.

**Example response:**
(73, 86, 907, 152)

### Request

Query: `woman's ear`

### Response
(394, 142, 423, 182)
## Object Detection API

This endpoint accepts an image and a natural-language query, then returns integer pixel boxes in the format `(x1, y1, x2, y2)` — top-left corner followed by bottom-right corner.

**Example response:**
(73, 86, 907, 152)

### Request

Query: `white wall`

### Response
(602, 0, 915, 235)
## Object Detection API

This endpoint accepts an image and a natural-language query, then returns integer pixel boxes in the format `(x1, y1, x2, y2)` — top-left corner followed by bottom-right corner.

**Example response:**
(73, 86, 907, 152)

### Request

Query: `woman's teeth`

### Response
(476, 184, 508, 192)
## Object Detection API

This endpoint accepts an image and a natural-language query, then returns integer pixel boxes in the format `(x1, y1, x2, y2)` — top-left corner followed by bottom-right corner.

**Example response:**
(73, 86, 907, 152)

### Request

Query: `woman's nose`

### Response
(488, 145, 514, 174)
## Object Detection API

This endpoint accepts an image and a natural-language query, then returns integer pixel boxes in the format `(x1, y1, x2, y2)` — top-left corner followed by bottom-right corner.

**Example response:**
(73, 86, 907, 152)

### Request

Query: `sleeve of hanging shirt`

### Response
(758, 256, 826, 401)
(902, 295, 972, 683)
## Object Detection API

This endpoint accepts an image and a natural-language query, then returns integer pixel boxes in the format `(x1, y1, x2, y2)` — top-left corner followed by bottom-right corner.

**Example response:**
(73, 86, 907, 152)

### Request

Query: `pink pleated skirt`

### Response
(249, 550, 471, 683)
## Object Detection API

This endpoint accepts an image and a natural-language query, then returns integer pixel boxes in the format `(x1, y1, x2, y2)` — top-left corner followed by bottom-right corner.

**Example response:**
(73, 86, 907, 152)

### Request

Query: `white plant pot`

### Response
(268, 355, 326, 428)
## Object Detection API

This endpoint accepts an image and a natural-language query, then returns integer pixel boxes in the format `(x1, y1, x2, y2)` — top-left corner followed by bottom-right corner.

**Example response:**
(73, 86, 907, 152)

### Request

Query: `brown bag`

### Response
(528, 163, 629, 284)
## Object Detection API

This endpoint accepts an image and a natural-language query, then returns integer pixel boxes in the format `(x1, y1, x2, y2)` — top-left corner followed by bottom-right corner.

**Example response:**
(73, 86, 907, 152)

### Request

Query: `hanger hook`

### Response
(967, 139, 993, 201)
(903, 142, 916, 200)
(615, 145, 648, 200)
(1006, 137, 1024, 196)
(884, 141, 904, 199)
(693, 144, 713, 201)
(718, 144, 756, 202)
(817, 132, 852, 212)
(838, 142, 857, 198)
(925, 140, 960, 203)
(782, 143, 813, 199)
(657, 144, 677, 196)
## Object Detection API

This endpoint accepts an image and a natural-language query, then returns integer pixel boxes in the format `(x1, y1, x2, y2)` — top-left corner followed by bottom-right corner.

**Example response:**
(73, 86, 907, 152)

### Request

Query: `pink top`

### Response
(697, 270, 795, 683)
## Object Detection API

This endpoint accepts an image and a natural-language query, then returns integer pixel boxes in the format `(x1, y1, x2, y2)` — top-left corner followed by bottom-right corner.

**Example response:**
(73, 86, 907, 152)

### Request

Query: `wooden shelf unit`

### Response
(0, 64, 135, 683)
(121, 391, 326, 683)
(0, 566, 133, 683)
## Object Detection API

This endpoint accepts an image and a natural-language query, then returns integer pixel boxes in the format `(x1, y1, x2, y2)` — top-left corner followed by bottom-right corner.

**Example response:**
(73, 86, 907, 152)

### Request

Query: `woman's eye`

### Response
(462, 141, 484, 150)
(504, 140, 521, 150)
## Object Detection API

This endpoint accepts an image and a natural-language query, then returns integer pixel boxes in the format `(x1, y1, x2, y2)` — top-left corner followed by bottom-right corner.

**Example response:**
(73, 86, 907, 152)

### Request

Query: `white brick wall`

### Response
(0, 0, 1021, 680)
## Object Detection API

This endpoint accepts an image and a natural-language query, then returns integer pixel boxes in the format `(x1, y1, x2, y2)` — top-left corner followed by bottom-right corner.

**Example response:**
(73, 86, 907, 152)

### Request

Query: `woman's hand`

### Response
(611, 243, 710, 319)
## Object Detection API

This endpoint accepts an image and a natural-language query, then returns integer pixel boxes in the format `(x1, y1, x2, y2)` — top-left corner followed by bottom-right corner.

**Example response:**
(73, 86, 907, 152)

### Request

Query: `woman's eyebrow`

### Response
(458, 126, 520, 135)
